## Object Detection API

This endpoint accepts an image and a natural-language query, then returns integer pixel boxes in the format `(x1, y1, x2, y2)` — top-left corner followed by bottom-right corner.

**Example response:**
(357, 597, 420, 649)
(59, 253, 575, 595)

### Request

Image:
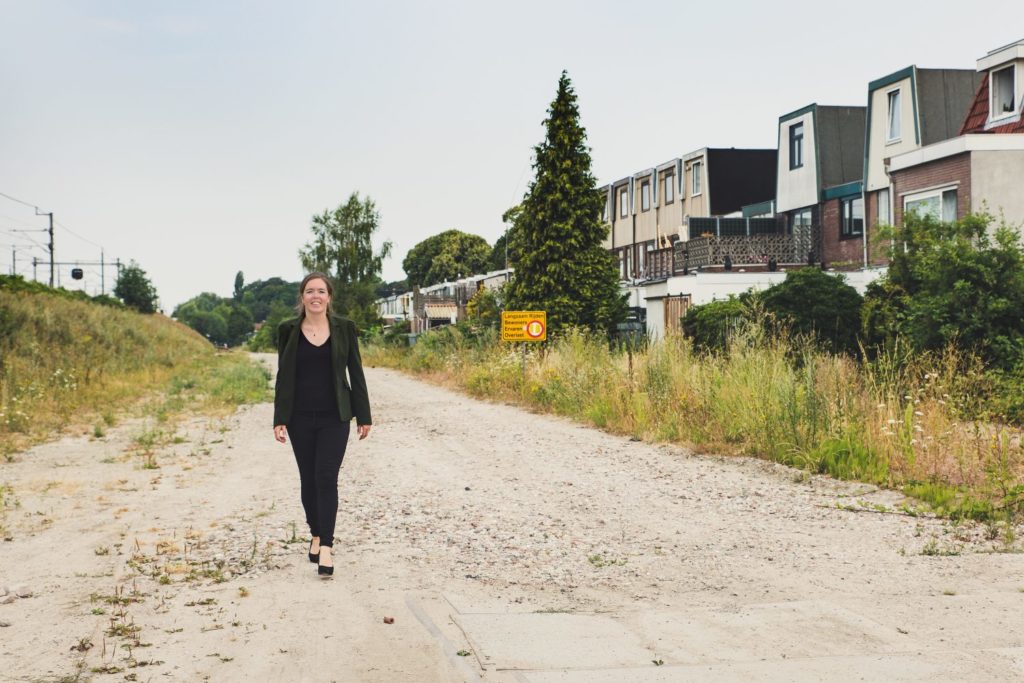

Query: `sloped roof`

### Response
(960, 73, 1024, 134)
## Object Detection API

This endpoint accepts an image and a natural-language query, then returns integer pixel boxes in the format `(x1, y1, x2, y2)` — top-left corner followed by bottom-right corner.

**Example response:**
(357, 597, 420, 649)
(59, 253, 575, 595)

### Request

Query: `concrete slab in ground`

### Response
(442, 596, 1024, 681)
(454, 612, 654, 670)
(517, 651, 993, 683)
(629, 601, 915, 664)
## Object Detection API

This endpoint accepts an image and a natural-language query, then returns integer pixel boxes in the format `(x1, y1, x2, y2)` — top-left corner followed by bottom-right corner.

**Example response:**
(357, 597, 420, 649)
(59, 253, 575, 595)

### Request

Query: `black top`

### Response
(294, 332, 338, 414)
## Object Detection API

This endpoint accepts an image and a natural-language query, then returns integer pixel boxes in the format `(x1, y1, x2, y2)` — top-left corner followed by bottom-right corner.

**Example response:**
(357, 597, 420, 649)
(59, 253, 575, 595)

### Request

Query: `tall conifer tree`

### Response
(506, 72, 626, 335)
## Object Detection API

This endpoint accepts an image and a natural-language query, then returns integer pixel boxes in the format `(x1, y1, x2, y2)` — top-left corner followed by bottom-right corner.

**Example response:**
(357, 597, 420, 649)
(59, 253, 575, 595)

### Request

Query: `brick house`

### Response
(862, 66, 980, 263)
(600, 148, 776, 281)
(887, 39, 1024, 235)
(775, 104, 867, 269)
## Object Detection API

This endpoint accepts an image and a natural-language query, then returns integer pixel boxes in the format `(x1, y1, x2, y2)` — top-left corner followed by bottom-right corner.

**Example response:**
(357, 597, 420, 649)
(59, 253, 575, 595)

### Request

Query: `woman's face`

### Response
(302, 278, 330, 315)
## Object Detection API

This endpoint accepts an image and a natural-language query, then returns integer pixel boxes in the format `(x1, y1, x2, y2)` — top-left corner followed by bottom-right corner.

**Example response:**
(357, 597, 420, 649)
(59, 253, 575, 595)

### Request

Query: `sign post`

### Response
(501, 311, 547, 379)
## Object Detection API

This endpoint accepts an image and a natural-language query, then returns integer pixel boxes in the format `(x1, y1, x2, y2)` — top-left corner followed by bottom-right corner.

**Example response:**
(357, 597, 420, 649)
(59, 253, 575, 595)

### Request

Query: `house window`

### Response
(790, 208, 812, 232)
(640, 180, 651, 212)
(887, 89, 902, 142)
(663, 172, 675, 204)
(601, 194, 609, 222)
(619, 188, 629, 218)
(877, 188, 891, 225)
(789, 122, 804, 169)
(691, 161, 702, 195)
(841, 196, 864, 237)
(905, 187, 957, 222)
(618, 249, 627, 279)
(991, 65, 1016, 118)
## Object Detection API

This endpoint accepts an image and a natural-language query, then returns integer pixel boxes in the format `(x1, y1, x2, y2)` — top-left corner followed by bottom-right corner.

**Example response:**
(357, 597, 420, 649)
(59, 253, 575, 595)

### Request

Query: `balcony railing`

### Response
(682, 230, 820, 269)
(688, 216, 781, 240)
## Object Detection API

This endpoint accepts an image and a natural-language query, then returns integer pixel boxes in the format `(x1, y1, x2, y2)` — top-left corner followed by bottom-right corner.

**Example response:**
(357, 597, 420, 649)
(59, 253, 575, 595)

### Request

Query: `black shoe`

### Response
(308, 539, 319, 563)
(318, 548, 334, 576)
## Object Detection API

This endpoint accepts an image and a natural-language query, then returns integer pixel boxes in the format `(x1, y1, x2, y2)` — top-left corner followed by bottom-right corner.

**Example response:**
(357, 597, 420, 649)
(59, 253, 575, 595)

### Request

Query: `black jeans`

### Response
(287, 411, 351, 548)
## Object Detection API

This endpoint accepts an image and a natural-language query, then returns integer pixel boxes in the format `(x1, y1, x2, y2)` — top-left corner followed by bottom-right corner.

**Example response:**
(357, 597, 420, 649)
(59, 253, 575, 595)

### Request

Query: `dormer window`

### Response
(991, 64, 1016, 119)
(886, 89, 902, 142)
(789, 122, 804, 169)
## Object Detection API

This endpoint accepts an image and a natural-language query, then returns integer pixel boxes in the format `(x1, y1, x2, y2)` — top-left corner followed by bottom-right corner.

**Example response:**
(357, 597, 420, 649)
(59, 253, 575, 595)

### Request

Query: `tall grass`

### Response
(0, 288, 270, 458)
(365, 323, 1023, 522)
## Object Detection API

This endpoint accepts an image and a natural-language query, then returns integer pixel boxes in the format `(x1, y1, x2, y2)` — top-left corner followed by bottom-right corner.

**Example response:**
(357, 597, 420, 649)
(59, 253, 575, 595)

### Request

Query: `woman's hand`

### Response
(273, 425, 288, 443)
(357, 424, 371, 440)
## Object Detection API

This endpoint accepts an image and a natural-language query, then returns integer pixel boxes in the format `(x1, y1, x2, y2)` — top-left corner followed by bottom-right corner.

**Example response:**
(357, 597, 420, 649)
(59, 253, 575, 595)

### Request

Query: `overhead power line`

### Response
(55, 219, 104, 249)
(0, 190, 39, 209)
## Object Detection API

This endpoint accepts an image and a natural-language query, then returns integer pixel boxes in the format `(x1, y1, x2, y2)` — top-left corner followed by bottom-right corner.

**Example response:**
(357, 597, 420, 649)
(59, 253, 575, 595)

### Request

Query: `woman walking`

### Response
(273, 272, 372, 576)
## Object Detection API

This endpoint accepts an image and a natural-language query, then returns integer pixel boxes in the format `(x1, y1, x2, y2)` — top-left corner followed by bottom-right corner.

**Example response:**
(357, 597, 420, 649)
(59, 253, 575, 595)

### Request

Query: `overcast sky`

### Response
(1, 1, 1020, 310)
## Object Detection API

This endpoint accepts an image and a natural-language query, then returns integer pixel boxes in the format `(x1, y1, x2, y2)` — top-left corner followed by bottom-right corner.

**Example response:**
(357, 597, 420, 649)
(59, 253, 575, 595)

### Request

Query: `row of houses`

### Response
(377, 269, 512, 333)
(381, 38, 1024, 338)
(605, 38, 1024, 337)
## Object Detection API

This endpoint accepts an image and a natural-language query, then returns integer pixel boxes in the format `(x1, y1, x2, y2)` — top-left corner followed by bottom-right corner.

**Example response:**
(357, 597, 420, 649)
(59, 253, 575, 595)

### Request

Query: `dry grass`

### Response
(0, 289, 271, 459)
(365, 323, 1024, 521)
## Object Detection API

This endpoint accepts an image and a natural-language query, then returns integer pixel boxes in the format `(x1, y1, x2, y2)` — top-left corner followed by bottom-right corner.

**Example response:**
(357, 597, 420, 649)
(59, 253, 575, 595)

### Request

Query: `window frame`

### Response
(790, 208, 812, 232)
(904, 186, 958, 223)
(640, 179, 651, 212)
(886, 88, 902, 143)
(877, 188, 891, 226)
(990, 64, 1017, 121)
(691, 161, 702, 196)
(789, 122, 804, 169)
(662, 172, 675, 204)
(840, 196, 864, 238)
(619, 188, 629, 219)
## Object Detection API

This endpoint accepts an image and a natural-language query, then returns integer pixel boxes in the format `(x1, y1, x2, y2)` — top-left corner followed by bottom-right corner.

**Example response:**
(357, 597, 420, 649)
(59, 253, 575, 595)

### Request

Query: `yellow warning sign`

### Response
(501, 311, 547, 342)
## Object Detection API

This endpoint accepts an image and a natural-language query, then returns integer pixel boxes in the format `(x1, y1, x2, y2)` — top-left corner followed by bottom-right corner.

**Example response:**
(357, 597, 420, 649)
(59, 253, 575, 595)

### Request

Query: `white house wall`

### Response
(866, 76, 917, 191)
(971, 150, 1024, 228)
(776, 112, 819, 212)
(632, 269, 887, 340)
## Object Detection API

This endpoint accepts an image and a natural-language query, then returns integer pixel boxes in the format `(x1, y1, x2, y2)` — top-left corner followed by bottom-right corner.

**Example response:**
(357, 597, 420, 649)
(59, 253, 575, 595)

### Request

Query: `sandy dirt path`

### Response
(1, 354, 1023, 682)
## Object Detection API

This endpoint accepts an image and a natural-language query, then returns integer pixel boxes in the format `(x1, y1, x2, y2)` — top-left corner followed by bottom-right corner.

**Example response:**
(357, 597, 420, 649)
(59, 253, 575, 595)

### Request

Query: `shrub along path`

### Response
(1, 358, 1022, 681)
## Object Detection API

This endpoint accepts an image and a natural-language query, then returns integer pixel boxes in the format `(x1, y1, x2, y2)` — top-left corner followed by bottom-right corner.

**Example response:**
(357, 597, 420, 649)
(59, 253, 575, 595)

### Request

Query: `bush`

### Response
(681, 295, 753, 353)
(760, 268, 863, 356)
(863, 211, 1024, 371)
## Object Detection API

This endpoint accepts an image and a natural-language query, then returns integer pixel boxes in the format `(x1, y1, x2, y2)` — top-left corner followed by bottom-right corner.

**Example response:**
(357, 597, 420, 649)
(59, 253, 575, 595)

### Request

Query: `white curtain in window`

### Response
(878, 189, 890, 225)
(941, 189, 957, 222)
(887, 90, 901, 140)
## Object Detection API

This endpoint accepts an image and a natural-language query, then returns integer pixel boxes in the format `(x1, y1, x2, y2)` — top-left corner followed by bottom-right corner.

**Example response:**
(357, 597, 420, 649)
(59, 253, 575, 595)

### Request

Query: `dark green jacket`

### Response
(273, 315, 372, 426)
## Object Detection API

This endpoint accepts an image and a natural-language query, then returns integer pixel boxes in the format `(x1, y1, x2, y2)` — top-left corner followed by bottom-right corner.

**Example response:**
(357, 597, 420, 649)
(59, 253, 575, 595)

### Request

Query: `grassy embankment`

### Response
(365, 325, 1023, 531)
(0, 286, 271, 461)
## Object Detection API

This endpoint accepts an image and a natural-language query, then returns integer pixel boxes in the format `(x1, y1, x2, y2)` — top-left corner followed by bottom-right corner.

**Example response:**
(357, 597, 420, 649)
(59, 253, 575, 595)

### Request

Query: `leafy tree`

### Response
(681, 296, 753, 353)
(189, 309, 228, 344)
(248, 301, 293, 351)
(466, 283, 505, 326)
(375, 279, 408, 298)
(504, 72, 626, 335)
(238, 277, 297, 322)
(299, 192, 392, 328)
(760, 268, 863, 356)
(233, 271, 245, 301)
(863, 211, 1024, 370)
(489, 230, 511, 271)
(114, 261, 159, 314)
(226, 304, 254, 345)
(172, 292, 222, 318)
(403, 230, 491, 287)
